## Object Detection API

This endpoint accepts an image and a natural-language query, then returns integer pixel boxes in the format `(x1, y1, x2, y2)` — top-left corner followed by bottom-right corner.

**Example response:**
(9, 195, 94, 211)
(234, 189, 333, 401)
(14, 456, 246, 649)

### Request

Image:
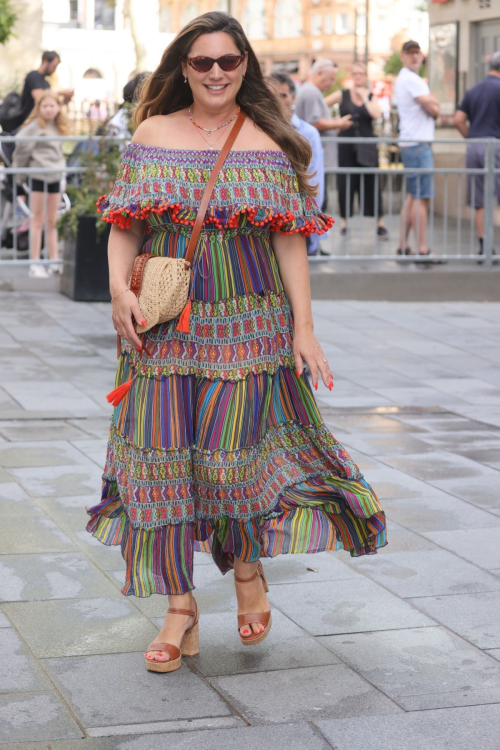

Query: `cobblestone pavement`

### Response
(1, 292, 500, 750)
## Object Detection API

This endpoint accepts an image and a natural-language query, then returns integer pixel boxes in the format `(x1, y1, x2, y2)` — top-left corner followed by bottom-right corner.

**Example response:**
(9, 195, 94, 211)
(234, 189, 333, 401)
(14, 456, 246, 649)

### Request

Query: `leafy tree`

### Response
(0, 0, 18, 45)
(384, 52, 403, 77)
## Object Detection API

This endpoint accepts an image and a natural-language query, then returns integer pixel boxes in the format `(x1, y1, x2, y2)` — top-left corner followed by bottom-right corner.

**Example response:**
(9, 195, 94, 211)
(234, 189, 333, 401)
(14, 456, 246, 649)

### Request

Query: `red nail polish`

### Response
(296, 370, 301, 378)
(328, 383, 333, 391)
(135, 346, 142, 352)
(314, 383, 318, 390)
(141, 320, 147, 326)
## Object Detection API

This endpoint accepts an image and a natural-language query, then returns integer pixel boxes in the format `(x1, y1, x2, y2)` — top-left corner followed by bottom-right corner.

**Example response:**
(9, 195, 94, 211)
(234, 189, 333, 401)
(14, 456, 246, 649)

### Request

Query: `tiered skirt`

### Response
(87, 287, 387, 597)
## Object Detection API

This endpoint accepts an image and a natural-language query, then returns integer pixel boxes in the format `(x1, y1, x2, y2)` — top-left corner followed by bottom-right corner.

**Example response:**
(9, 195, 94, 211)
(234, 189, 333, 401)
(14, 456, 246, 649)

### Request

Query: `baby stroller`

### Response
(0, 131, 70, 257)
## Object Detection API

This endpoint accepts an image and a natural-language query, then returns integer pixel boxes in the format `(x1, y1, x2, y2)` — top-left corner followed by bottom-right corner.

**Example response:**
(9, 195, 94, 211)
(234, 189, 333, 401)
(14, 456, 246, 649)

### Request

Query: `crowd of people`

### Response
(4, 39, 500, 271)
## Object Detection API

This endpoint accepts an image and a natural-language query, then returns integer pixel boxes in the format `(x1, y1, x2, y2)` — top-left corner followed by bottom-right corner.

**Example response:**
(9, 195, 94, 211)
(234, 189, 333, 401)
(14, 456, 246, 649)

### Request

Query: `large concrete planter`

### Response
(61, 214, 110, 302)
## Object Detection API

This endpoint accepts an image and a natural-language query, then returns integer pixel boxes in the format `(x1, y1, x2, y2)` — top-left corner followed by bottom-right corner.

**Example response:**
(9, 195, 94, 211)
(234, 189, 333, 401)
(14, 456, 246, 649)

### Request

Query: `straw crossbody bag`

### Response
(117, 111, 247, 351)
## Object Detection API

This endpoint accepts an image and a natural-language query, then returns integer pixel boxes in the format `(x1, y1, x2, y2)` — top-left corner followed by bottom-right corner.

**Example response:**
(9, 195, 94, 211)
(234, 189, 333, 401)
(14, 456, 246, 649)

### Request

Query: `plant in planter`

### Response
(59, 137, 123, 301)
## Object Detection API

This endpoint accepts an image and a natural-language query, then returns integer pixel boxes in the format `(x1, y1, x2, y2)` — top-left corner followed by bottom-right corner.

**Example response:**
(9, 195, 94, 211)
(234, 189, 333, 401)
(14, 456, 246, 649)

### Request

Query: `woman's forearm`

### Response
(272, 232, 314, 332)
(108, 219, 144, 296)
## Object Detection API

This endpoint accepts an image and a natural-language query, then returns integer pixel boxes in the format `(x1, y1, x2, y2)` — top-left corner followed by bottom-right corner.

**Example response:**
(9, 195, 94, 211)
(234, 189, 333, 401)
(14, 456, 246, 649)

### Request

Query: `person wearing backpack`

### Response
(12, 91, 67, 277)
(0, 51, 73, 133)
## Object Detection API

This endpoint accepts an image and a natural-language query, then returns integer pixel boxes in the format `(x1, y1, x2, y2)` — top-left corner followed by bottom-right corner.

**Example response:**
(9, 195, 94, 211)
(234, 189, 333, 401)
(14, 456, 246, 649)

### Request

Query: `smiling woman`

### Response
(86, 10, 387, 675)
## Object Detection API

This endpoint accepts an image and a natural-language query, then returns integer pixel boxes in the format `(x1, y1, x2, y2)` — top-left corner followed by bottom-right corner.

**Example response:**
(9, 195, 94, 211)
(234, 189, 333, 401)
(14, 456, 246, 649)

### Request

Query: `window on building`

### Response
(274, 0, 302, 38)
(311, 13, 322, 36)
(181, 2, 200, 26)
(69, 0, 78, 22)
(242, 0, 266, 40)
(324, 13, 332, 35)
(335, 12, 349, 35)
(356, 13, 366, 37)
(94, 0, 115, 29)
(159, 4, 172, 33)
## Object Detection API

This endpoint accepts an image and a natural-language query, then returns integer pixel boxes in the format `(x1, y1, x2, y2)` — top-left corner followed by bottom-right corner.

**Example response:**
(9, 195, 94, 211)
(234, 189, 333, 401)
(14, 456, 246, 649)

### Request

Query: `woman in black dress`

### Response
(329, 63, 388, 238)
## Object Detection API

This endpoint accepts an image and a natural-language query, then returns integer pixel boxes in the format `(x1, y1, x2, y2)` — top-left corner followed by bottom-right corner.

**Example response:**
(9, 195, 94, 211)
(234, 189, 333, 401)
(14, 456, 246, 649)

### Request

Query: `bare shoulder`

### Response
(131, 111, 188, 147)
(237, 117, 281, 152)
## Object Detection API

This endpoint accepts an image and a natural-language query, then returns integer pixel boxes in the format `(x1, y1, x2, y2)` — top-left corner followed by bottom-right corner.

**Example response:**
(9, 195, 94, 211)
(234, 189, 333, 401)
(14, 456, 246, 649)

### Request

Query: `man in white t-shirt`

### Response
(395, 40, 440, 259)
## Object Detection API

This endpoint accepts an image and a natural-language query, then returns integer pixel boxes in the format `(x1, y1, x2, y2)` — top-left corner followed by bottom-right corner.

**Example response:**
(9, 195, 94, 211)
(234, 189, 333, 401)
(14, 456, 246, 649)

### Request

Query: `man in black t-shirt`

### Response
(454, 51, 500, 256)
(19, 50, 74, 124)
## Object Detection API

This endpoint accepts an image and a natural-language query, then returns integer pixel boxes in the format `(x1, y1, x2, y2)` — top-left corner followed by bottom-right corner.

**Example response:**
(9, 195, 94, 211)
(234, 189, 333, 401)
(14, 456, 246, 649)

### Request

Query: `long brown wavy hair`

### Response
(133, 12, 316, 196)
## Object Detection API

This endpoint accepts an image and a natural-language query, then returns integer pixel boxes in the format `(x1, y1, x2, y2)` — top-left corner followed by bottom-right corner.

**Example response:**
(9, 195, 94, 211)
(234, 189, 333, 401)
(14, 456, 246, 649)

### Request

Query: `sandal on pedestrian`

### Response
(235, 562, 272, 646)
(145, 600, 199, 673)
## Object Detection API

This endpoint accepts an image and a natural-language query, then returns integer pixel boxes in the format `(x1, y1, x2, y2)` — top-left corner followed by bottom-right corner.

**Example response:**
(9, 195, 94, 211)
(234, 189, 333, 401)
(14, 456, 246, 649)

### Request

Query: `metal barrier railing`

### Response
(317, 136, 500, 268)
(0, 135, 122, 272)
(1, 135, 499, 269)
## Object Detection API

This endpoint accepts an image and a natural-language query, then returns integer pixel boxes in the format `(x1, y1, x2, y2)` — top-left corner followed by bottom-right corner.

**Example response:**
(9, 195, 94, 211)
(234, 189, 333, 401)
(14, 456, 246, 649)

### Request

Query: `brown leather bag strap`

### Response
(129, 253, 155, 296)
(184, 111, 247, 268)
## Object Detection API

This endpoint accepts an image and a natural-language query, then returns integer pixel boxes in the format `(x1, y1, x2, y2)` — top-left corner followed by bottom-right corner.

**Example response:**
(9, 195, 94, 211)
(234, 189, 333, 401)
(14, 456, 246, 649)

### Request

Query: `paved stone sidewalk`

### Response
(1, 292, 500, 749)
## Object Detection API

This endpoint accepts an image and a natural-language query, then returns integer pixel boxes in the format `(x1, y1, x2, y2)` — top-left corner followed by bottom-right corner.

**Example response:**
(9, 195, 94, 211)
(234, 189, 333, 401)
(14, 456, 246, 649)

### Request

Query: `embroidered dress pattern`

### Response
(86, 144, 387, 597)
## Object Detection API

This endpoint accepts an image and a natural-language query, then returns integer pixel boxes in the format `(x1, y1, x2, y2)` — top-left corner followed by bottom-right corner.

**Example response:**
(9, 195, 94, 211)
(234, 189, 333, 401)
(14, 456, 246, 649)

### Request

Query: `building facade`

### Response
(0, 0, 428, 128)
(429, 0, 500, 100)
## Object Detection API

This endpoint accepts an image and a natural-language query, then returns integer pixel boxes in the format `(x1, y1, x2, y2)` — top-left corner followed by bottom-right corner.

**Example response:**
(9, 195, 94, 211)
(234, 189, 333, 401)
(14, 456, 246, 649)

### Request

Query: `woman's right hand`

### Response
(111, 290, 146, 351)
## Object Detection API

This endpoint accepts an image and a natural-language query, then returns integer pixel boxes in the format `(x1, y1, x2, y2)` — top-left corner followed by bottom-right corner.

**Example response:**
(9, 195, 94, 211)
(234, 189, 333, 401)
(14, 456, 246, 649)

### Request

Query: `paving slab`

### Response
(67, 418, 112, 440)
(358, 519, 437, 553)
(382, 494, 500, 532)
(0, 419, 88, 442)
(10, 464, 103, 498)
(267, 578, 432, 636)
(69, 532, 125, 572)
(168, 610, 340, 677)
(316, 703, 500, 750)
(0, 611, 11, 627)
(407, 591, 500, 649)
(0, 482, 39, 515)
(343, 549, 500, 598)
(263, 551, 358, 584)
(1, 597, 156, 657)
(380, 450, 492, 482)
(43, 655, 232, 728)
(423, 527, 500, 570)
(319, 626, 500, 711)
(0, 629, 52, 694)
(0, 553, 118, 602)
(35, 495, 95, 533)
(0, 441, 92, 469)
(1, 381, 103, 415)
(0, 511, 74, 554)
(0, 692, 82, 744)
(211, 664, 402, 724)
(47, 722, 329, 749)
(69, 439, 107, 467)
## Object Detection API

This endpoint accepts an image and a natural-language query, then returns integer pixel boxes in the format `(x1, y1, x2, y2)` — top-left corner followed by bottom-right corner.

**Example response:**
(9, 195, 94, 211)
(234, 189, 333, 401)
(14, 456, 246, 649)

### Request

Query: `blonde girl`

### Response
(12, 91, 67, 277)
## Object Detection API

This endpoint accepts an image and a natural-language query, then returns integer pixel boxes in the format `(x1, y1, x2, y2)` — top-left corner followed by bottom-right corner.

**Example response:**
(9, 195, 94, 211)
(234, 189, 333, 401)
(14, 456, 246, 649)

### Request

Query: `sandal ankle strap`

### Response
(234, 569, 260, 584)
(167, 607, 195, 617)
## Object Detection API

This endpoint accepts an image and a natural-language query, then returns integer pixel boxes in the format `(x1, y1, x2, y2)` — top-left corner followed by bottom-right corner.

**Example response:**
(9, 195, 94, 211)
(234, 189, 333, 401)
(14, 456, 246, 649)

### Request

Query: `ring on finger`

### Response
(322, 358, 327, 363)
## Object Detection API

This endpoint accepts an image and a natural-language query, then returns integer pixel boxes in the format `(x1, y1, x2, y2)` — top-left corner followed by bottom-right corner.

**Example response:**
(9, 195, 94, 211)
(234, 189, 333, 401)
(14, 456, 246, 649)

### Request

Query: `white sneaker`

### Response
(48, 262, 63, 275)
(29, 264, 49, 278)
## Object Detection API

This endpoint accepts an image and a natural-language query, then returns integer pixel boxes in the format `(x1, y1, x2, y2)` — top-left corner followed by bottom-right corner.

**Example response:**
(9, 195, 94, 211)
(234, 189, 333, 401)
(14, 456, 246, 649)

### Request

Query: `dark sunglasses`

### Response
(185, 54, 245, 73)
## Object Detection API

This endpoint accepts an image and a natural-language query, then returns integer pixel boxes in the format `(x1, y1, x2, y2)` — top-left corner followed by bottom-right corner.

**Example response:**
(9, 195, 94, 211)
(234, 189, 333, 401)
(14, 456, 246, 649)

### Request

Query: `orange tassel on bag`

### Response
(106, 378, 134, 406)
(175, 299, 191, 333)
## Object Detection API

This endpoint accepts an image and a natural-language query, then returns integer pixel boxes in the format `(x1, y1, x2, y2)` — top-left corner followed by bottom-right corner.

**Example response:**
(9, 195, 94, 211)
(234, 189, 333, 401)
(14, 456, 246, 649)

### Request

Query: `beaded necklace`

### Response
(188, 106, 241, 137)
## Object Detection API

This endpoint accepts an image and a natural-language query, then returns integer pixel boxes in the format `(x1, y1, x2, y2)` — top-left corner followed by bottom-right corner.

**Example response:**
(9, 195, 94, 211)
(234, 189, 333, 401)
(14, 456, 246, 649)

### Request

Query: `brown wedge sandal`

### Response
(235, 562, 272, 646)
(145, 601, 199, 673)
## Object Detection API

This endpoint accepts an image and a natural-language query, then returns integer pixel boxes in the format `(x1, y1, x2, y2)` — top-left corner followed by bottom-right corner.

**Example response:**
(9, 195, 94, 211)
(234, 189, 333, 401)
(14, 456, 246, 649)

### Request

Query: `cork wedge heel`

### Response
(235, 562, 272, 646)
(145, 601, 199, 673)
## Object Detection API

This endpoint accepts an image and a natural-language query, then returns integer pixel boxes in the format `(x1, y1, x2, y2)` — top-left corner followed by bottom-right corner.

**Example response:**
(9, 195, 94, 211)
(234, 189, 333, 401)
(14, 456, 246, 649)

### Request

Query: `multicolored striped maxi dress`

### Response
(86, 145, 387, 597)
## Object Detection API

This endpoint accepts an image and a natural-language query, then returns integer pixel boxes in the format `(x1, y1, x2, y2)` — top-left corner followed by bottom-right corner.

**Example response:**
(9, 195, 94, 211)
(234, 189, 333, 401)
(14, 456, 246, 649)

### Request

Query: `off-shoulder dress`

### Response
(86, 145, 387, 596)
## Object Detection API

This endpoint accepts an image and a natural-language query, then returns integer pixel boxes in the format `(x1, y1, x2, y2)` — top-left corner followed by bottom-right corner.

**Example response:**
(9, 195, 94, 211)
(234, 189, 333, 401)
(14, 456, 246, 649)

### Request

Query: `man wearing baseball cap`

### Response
(395, 40, 441, 260)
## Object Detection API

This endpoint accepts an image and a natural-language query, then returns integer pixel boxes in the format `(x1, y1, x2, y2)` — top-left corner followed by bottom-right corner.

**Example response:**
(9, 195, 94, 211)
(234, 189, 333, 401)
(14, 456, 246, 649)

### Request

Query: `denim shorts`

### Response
(400, 144, 435, 199)
(466, 143, 500, 209)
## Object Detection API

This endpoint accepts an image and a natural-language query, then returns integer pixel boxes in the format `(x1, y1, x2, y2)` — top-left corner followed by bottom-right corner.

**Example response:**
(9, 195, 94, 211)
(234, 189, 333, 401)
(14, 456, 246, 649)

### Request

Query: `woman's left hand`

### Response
(293, 328, 333, 391)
